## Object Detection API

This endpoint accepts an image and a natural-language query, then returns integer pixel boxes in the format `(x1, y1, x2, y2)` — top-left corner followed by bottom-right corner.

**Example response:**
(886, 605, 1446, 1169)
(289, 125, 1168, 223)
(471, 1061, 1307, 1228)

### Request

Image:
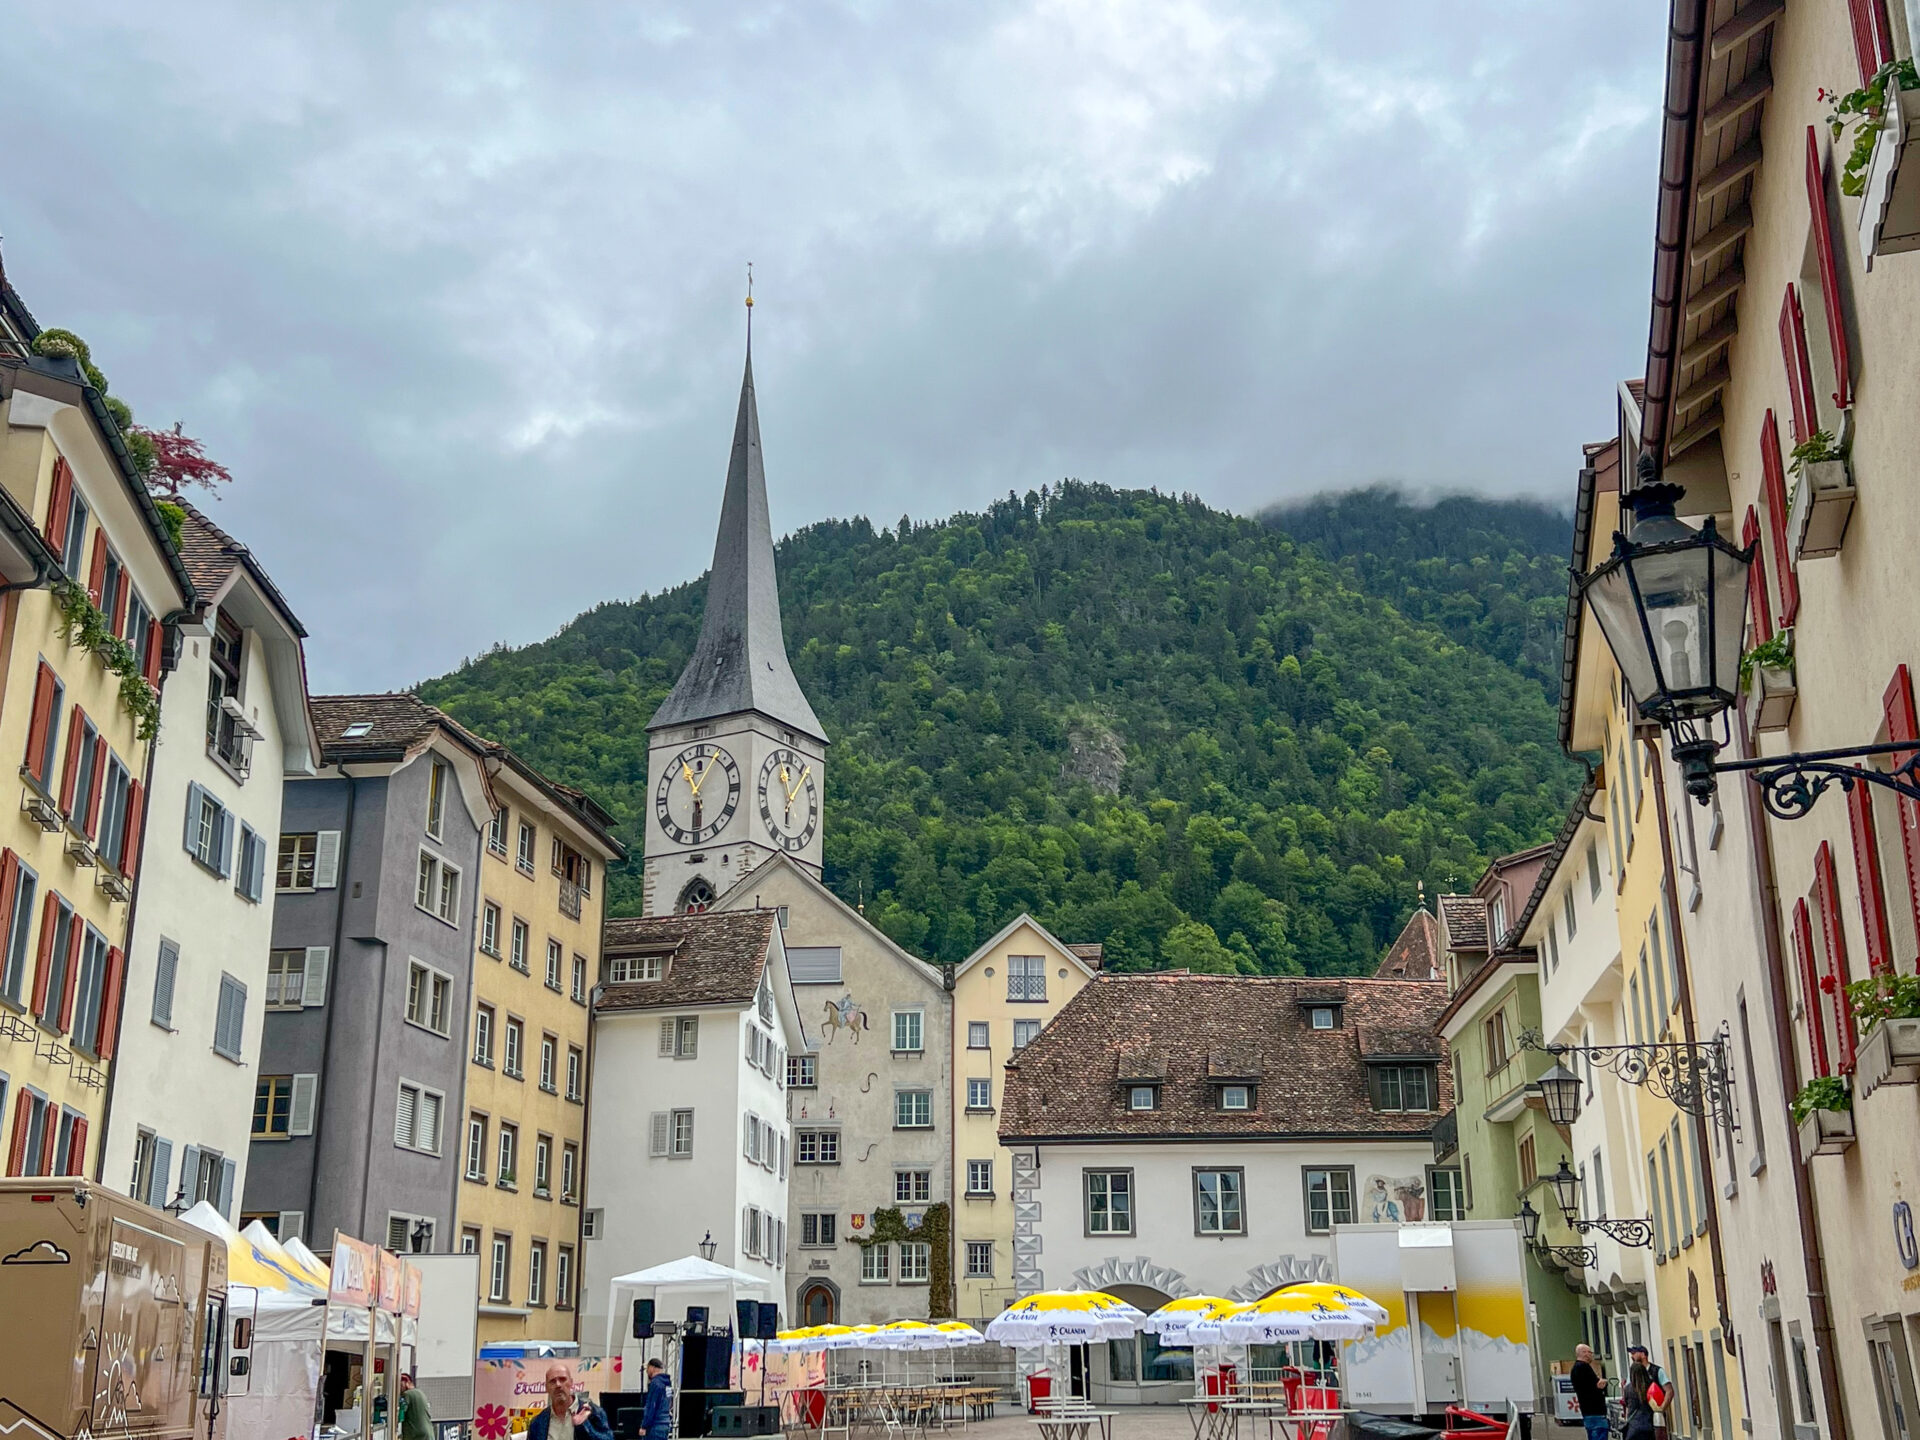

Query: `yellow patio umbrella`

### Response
(1276, 1282, 1391, 1324)
(1220, 1292, 1372, 1344)
(1142, 1296, 1242, 1345)
(985, 1290, 1146, 1345)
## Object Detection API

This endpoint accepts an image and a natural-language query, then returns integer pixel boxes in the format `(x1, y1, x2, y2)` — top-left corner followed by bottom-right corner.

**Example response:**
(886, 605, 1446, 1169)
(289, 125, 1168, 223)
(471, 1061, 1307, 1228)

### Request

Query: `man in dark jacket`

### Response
(525, 1361, 615, 1440)
(640, 1358, 673, 1439)
(1569, 1344, 1608, 1440)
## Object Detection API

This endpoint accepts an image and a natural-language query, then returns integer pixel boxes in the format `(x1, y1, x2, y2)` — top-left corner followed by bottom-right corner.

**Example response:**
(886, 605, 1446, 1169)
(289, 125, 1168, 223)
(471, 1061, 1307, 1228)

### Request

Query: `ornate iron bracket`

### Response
(1571, 1216, 1656, 1249)
(1706, 742, 1920, 822)
(1518, 1029, 1738, 1135)
(1531, 1240, 1599, 1269)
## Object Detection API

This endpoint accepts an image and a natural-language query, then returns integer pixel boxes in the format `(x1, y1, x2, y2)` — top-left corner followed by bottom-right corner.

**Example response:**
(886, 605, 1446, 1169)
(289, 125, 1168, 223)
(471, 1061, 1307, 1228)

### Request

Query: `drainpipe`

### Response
(307, 764, 359, 1232)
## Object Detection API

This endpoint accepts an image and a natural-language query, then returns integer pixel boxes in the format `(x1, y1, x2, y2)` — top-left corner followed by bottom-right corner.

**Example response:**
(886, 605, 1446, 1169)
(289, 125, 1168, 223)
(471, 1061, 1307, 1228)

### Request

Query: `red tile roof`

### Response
(1437, 895, 1488, 953)
(1375, 909, 1440, 980)
(598, 910, 780, 1010)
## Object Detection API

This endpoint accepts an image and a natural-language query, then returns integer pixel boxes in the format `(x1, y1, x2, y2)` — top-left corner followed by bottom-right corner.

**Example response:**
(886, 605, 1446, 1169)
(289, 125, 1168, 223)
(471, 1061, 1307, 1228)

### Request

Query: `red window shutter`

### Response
(1847, 0, 1896, 83)
(37, 1110, 57, 1177)
(95, 947, 125, 1061)
(121, 779, 145, 882)
(1883, 665, 1920, 955)
(1806, 127, 1854, 410)
(111, 573, 129, 636)
(4, 1100, 28, 1176)
(64, 1116, 87, 1176)
(1847, 778, 1895, 975)
(1815, 840, 1860, 1073)
(0, 852, 18, 961)
(1792, 898, 1830, 1077)
(42, 458, 72, 552)
(1741, 508, 1773, 642)
(28, 894, 58, 1019)
(55, 912, 83, 1033)
(22, 662, 56, 781)
(1779, 286, 1819, 446)
(1759, 412, 1801, 626)
(85, 531, 106, 608)
(57, 708, 86, 816)
(83, 742, 107, 839)
(143, 620, 163, 685)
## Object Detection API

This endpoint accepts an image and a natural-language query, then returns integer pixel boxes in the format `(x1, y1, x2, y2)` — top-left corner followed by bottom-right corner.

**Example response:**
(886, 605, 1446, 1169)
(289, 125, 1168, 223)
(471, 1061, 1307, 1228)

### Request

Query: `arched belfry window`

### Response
(681, 878, 717, 915)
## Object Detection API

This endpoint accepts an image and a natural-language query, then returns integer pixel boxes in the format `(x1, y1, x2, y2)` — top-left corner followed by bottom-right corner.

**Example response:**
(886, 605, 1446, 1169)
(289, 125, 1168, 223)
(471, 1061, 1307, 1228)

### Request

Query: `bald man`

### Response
(1571, 1344, 1608, 1440)
(524, 1361, 614, 1440)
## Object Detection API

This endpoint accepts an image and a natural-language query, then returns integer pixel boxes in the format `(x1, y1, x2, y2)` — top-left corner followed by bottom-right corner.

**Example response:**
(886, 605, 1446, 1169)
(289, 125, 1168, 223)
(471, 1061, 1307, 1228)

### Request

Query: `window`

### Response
(546, 939, 564, 991)
(426, 758, 449, 839)
(417, 851, 437, 912)
(473, 1005, 494, 1065)
(861, 1245, 890, 1283)
(571, 954, 587, 1002)
(467, 1115, 487, 1180)
(504, 1019, 523, 1078)
(788, 1054, 817, 1088)
(801, 1213, 837, 1247)
(438, 861, 461, 923)
(510, 919, 530, 972)
(22, 662, 65, 794)
(206, 615, 246, 768)
(1310, 1006, 1335, 1029)
(1563, 885, 1578, 939)
(1012, 1019, 1042, 1049)
(540, 1035, 558, 1092)
(566, 1046, 584, 1101)
(967, 1021, 990, 1049)
(517, 821, 536, 873)
(556, 1246, 575, 1309)
(1488, 894, 1508, 947)
(394, 1080, 443, 1154)
(899, 1242, 930, 1282)
(1007, 954, 1047, 1001)
(535, 1134, 552, 1195)
(527, 1242, 547, 1306)
(59, 489, 89, 578)
(277, 833, 317, 891)
(559, 1140, 579, 1202)
(213, 974, 247, 1061)
(0, 859, 38, 1007)
(67, 714, 99, 829)
(659, 1015, 698, 1058)
(1194, 1168, 1245, 1235)
(406, 961, 452, 1035)
(1518, 1133, 1537, 1188)
(891, 1010, 924, 1052)
(967, 1077, 992, 1110)
(1371, 1065, 1434, 1112)
(796, 1129, 840, 1164)
(1128, 1085, 1157, 1111)
(266, 950, 305, 1009)
(895, 1170, 932, 1203)
(1085, 1170, 1133, 1235)
(480, 903, 501, 957)
(894, 1090, 933, 1128)
(488, 806, 509, 856)
(1588, 839, 1603, 899)
(69, 926, 113, 1055)
(966, 1159, 993, 1195)
(1429, 1167, 1466, 1221)
(1220, 1085, 1252, 1111)
(254, 1077, 294, 1138)
(489, 1236, 510, 1302)
(185, 784, 233, 874)
(97, 757, 133, 870)
(130, 1129, 159, 1203)
(498, 1123, 518, 1186)
(610, 954, 663, 982)
(647, 1109, 696, 1158)
(33, 898, 74, 1027)
(1304, 1167, 1355, 1234)
(1483, 1011, 1511, 1072)
(965, 1242, 993, 1278)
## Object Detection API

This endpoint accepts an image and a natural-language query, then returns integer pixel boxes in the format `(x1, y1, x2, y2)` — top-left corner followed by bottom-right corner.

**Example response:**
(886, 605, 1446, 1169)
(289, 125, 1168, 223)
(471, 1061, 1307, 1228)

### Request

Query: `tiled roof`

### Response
(310, 693, 484, 762)
(1356, 1024, 1443, 1059)
(999, 972, 1452, 1142)
(1066, 942, 1105, 968)
(598, 910, 780, 1011)
(1437, 895, 1487, 953)
(1375, 909, 1439, 980)
(176, 502, 307, 637)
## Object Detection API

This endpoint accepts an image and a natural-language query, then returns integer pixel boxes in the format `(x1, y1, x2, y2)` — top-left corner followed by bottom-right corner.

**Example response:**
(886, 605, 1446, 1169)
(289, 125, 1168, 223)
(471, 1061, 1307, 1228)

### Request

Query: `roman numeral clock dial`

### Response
(759, 749, 819, 853)
(655, 743, 741, 845)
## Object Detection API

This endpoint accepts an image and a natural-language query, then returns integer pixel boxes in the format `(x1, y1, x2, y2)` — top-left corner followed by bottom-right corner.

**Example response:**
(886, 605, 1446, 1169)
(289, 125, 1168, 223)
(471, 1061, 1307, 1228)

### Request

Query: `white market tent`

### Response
(604, 1255, 774, 1359)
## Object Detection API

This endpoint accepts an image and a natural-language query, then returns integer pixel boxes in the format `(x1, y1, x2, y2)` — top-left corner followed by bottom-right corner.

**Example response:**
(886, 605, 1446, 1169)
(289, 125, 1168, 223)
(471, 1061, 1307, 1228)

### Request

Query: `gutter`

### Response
(1639, 0, 1711, 476)
(1558, 462, 1600, 750)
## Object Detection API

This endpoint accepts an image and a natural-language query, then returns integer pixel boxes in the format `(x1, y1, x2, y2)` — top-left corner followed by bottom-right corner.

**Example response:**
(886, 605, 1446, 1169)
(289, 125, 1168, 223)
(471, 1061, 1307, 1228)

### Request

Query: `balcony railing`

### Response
(1432, 1107, 1459, 1162)
(559, 881, 583, 921)
(1006, 973, 1047, 1002)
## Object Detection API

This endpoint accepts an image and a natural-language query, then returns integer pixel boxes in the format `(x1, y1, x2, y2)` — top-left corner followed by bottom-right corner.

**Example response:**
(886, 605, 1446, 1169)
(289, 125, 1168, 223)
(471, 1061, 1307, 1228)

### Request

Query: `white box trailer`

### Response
(1331, 1220, 1538, 1419)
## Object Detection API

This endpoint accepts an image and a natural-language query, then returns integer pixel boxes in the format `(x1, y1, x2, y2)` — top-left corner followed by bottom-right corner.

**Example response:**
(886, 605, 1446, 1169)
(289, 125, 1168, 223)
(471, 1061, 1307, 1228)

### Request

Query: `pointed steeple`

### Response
(648, 351, 826, 742)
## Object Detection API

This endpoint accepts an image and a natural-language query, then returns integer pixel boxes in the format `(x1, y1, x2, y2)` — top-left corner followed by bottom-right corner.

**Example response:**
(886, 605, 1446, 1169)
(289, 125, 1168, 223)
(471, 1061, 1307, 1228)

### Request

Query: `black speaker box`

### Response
(712, 1405, 782, 1437)
(757, 1302, 780, 1339)
(736, 1299, 759, 1341)
(685, 1304, 709, 1335)
(680, 1390, 747, 1438)
(632, 1298, 656, 1338)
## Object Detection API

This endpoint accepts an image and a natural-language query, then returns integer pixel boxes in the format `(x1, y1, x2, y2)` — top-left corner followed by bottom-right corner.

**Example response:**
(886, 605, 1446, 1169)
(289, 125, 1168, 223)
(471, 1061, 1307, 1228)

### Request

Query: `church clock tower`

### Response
(642, 344, 828, 916)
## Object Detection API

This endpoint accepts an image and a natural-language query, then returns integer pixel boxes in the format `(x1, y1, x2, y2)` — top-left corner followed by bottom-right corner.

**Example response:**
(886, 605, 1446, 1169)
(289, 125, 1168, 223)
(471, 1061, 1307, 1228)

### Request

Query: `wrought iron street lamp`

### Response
(1518, 1028, 1737, 1135)
(1547, 1159, 1582, 1221)
(698, 1230, 718, 1262)
(1580, 460, 1920, 818)
(1545, 1158, 1656, 1248)
(1518, 1197, 1598, 1269)
(1535, 1063, 1583, 1129)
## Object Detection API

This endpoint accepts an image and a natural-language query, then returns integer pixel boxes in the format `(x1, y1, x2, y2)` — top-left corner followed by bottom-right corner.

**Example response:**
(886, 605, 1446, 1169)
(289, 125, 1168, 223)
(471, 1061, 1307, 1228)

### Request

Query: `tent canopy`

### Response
(608, 1255, 770, 1290)
(180, 1202, 325, 1295)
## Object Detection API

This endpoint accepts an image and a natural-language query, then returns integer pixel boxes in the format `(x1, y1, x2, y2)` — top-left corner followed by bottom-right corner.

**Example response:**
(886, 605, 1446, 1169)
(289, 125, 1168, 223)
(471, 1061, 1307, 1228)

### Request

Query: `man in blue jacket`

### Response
(640, 1358, 673, 1439)
(525, 1361, 615, 1440)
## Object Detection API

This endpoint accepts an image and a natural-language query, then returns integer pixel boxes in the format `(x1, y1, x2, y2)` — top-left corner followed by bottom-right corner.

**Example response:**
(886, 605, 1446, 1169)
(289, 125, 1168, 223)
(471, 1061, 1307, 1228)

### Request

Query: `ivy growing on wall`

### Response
(852, 1203, 953, 1319)
(52, 575, 161, 741)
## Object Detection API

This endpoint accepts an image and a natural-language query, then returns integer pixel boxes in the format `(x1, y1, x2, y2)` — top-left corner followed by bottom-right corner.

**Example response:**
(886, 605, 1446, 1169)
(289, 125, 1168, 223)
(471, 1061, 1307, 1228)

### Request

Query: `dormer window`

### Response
(610, 955, 664, 983)
(341, 722, 372, 738)
(1220, 1085, 1253, 1111)
(1128, 1085, 1158, 1112)
(1310, 1007, 1336, 1030)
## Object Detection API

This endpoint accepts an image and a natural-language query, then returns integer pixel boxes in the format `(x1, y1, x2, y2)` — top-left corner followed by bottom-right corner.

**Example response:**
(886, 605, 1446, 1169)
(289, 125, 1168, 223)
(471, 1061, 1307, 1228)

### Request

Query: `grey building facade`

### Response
(240, 694, 493, 1253)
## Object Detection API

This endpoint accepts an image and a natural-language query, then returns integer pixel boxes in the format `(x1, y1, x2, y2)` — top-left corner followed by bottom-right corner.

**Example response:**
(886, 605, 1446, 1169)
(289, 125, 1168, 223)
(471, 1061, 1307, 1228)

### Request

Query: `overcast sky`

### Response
(4, 1, 1666, 691)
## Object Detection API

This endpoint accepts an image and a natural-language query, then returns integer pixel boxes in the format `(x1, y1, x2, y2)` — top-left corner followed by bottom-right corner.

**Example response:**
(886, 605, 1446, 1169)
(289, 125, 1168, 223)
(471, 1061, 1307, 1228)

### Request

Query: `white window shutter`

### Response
(183, 783, 204, 856)
(659, 1019, 676, 1056)
(148, 1138, 173, 1208)
(314, 830, 342, 889)
(277, 1210, 304, 1243)
(251, 833, 268, 902)
(650, 1112, 670, 1156)
(746, 1025, 754, 1062)
(217, 1158, 236, 1218)
(743, 1205, 753, 1257)
(779, 1133, 788, 1179)
(289, 1075, 318, 1136)
(302, 948, 330, 1007)
(743, 1115, 753, 1161)
(422, 1091, 442, 1152)
(395, 1086, 415, 1147)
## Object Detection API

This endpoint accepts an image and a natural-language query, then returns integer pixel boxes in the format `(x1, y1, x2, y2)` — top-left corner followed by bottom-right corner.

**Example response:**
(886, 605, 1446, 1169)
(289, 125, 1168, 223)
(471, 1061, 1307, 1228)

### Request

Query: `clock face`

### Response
(655, 743, 741, 846)
(758, 748, 819, 853)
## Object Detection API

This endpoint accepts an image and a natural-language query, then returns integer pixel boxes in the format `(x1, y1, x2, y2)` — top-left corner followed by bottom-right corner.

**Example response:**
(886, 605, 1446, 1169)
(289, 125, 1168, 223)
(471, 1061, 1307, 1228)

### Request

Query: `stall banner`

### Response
(378, 1248, 404, 1313)
(403, 1260, 423, 1319)
(329, 1231, 379, 1308)
(474, 1358, 623, 1436)
(735, 1345, 828, 1398)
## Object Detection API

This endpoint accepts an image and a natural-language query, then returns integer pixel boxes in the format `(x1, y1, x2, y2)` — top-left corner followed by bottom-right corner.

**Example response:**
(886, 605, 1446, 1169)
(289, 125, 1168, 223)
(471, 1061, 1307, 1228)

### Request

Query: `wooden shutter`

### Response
(214, 806, 234, 878)
(1883, 666, 1920, 954)
(96, 946, 125, 1061)
(302, 947, 330, 1007)
(1741, 508, 1773, 642)
(1806, 127, 1854, 410)
(1759, 411, 1801, 626)
(64, 1117, 87, 1177)
(289, 1075, 318, 1136)
(1815, 841, 1860, 1073)
(152, 941, 178, 1028)
(22, 663, 56, 781)
(1779, 286, 1819, 445)
(55, 917, 83, 1032)
(148, 1137, 173, 1207)
(1847, 780, 1896, 975)
(42, 459, 73, 552)
(0, 852, 18, 970)
(29, 894, 59, 1018)
(659, 1019, 676, 1056)
(37, 1107, 58, 1177)
(111, 572, 129, 636)
(121, 779, 145, 881)
(313, 831, 341, 889)
(83, 740, 107, 838)
(85, 532, 106, 607)
(57, 709, 84, 815)
(1847, 0, 1896, 83)
(5, 1099, 28, 1176)
(217, 1158, 236, 1217)
(394, 1085, 416, 1147)
(142, 620, 163, 685)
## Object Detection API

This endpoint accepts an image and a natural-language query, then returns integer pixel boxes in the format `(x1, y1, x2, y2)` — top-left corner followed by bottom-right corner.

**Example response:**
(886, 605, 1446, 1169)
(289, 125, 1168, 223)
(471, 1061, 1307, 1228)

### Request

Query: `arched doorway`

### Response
(801, 1282, 836, 1326)
(1090, 1284, 1190, 1405)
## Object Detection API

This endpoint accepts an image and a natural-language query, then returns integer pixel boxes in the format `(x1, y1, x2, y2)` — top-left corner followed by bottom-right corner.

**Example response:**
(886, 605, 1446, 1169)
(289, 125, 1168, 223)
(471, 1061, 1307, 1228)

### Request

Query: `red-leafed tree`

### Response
(130, 422, 232, 500)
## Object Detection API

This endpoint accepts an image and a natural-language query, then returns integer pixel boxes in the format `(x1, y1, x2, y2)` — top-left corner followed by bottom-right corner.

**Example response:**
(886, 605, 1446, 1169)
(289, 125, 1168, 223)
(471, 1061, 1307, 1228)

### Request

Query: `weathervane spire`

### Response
(745, 261, 754, 353)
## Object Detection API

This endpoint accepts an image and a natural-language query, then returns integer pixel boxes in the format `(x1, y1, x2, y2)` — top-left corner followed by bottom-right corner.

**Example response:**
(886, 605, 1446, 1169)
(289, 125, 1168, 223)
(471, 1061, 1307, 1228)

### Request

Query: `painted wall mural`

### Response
(1363, 1173, 1428, 1223)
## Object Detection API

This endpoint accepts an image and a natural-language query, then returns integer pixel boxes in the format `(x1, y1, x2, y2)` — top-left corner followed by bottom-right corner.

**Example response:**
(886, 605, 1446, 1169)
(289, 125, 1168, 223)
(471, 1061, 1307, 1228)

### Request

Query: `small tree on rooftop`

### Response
(130, 421, 233, 500)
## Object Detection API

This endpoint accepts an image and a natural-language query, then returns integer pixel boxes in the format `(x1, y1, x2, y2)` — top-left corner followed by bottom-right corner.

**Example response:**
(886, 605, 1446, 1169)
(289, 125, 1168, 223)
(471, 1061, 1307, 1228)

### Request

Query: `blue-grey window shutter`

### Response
(183, 783, 204, 857)
(215, 806, 234, 878)
(180, 1145, 200, 1204)
(152, 941, 178, 1028)
(149, 1137, 173, 1208)
(217, 1157, 236, 1218)
(252, 833, 268, 902)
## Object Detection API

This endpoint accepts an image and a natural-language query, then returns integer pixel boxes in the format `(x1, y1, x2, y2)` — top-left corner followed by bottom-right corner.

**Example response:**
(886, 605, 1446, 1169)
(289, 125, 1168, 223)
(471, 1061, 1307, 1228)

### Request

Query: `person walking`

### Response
(1622, 1360, 1659, 1440)
(640, 1358, 673, 1440)
(396, 1373, 433, 1440)
(1626, 1343, 1672, 1430)
(525, 1361, 615, 1440)
(1570, 1344, 1608, 1440)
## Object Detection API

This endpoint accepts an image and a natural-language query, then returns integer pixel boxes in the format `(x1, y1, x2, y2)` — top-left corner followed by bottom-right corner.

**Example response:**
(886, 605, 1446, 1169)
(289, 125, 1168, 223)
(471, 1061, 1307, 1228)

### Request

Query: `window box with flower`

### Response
(1783, 431, 1855, 562)
(1792, 1076, 1855, 1160)
(1830, 61, 1920, 267)
(1739, 632, 1796, 735)
(1848, 972, 1920, 1096)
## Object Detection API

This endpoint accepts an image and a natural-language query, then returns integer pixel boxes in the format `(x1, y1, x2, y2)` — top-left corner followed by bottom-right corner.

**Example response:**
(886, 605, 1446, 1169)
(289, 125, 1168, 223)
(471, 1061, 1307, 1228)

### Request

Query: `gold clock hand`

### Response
(786, 764, 812, 804)
(683, 759, 703, 797)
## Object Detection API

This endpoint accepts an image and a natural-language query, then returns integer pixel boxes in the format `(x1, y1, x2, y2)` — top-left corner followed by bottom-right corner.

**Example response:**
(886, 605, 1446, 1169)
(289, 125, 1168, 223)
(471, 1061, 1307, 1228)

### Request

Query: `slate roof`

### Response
(1437, 895, 1487, 953)
(1375, 909, 1439, 980)
(647, 353, 826, 742)
(598, 910, 780, 1011)
(1066, 942, 1105, 968)
(176, 502, 307, 637)
(310, 693, 486, 763)
(999, 971, 1452, 1142)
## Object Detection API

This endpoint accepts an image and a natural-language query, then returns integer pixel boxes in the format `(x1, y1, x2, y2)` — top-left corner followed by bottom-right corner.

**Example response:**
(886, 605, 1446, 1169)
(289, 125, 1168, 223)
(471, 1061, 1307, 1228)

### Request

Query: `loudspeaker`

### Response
(712, 1405, 782, 1436)
(685, 1304, 709, 1335)
(680, 1390, 747, 1438)
(757, 1303, 780, 1340)
(632, 1298, 655, 1339)
(736, 1300, 758, 1342)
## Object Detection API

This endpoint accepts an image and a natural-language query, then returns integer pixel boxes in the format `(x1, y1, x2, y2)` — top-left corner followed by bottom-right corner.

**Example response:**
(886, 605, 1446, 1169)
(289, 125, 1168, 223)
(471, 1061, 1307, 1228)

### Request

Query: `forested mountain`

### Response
(420, 482, 1579, 976)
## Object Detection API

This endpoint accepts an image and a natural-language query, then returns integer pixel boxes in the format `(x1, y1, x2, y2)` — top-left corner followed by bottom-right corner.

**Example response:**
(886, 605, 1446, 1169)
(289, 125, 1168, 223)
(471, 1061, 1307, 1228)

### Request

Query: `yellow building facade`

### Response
(0, 339, 192, 1183)
(455, 745, 622, 1344)
(949, 914, 1098, 1322)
